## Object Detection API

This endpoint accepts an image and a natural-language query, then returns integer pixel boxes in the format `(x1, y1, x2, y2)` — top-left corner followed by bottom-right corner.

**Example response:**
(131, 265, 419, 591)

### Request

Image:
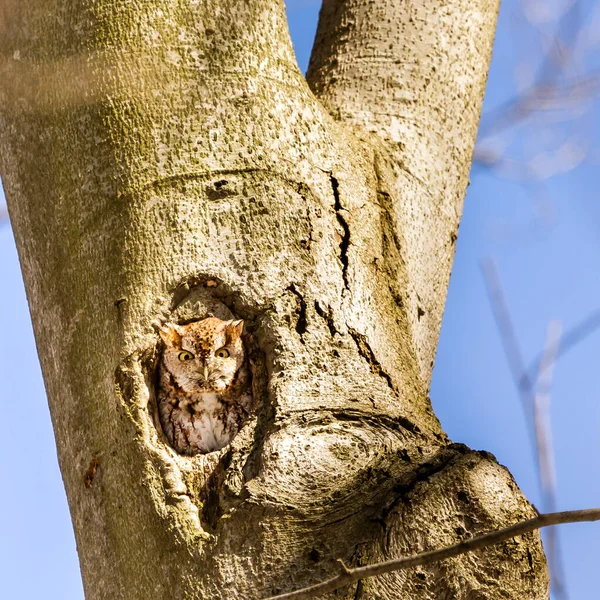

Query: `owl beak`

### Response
(203, 364, 209, 381)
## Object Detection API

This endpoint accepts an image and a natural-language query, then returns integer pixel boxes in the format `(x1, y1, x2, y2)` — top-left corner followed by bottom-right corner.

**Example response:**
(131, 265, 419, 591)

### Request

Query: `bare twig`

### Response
(479, 0, 588, 138)
(475, 0, 598, 182)
(534, 321, 560, 507)
(534, 321, 567, 599)
(263, 508, 600, 600)
(523, 309, 600, 389)
(480, 259, 536, 435)
(477, 71, 600, 140)
(481, 259, 569, 598)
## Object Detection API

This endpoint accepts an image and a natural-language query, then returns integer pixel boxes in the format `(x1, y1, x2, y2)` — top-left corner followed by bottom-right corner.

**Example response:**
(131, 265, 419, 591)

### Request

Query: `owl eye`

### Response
(215, 348, 230, 358)
(178, 351, 195, 361)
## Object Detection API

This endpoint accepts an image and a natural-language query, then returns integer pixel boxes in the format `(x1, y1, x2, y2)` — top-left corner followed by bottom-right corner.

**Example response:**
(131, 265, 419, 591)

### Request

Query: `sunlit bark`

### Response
(0, 1, 548, 598)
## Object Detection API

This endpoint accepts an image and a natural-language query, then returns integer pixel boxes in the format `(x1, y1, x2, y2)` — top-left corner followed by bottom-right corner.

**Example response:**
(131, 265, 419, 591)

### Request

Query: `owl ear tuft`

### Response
(159, 323, 183, 346)
(226, 319, 244, 338)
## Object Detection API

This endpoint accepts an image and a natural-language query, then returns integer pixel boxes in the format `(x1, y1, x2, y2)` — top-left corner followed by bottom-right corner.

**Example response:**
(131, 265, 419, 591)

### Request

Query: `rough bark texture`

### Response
(0, 1, 548, 599)
(307, 0, 496, 383)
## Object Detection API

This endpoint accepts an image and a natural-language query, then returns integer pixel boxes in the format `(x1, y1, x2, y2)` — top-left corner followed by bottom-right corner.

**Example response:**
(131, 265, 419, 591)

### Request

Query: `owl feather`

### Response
(157, 317, 252, 454)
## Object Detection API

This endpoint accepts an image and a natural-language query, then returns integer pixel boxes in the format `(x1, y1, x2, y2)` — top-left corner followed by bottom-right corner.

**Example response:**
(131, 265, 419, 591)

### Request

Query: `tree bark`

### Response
(0, 1, 548, 599)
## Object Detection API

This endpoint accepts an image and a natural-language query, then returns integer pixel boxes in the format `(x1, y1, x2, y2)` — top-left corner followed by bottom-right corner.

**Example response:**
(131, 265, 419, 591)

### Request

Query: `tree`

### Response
(0, 0, 551, 598)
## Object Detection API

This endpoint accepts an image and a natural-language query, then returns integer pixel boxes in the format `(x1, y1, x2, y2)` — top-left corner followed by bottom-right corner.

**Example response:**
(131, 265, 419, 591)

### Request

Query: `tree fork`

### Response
(0, 1, 548, 598)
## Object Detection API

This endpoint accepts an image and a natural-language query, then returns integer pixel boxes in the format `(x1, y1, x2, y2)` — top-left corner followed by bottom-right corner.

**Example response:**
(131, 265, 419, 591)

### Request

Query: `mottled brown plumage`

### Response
(157, 317, 252, 454)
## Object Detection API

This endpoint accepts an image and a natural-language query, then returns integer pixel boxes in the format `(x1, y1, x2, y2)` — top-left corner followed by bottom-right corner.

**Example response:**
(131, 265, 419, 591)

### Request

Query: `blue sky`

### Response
(1, 1, 598, 598)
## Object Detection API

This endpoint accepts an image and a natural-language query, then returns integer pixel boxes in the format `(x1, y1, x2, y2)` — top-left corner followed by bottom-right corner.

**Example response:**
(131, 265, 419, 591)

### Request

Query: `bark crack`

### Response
(287, 284, 308, 341)
(314, 301, 337, 336)
(330, 173, 351, 291)
(347, 326, 397, 394)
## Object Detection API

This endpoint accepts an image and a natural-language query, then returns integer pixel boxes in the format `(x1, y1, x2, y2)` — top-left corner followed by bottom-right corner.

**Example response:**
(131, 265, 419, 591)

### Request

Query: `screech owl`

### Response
(157, 317, 253, 455)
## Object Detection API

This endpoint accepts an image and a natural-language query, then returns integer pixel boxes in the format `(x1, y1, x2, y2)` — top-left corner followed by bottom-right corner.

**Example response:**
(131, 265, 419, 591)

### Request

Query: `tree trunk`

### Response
(0, 0, 548, 598)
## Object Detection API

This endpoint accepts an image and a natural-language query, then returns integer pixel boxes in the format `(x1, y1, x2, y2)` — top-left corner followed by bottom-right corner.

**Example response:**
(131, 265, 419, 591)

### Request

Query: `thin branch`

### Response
(480, 259, 536, 435)
(522, 308, 600, 390)
(480, 260, 569, 598)
(478, 0, 590, 138)
(263, 509, 600, 600)
(534, 321, 568, 599)
(534, 322, 560, 506)
(478, 71, 600, 139)
(474, 0, 598, 186)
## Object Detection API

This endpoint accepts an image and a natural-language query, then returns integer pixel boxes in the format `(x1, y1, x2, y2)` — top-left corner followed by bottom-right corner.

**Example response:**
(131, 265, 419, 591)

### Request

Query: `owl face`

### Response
(160, 317, 245, 393)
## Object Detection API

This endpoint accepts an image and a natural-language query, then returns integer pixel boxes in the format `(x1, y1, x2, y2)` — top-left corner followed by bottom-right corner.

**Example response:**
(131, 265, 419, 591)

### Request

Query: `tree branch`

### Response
(263, 508, 600, 600)
(481, 259, 569, 596)
(305, 0, 501, 386)
(524, 309, 600, 389)
(480, 258, 536, 432)
(533, 321, 568, 599)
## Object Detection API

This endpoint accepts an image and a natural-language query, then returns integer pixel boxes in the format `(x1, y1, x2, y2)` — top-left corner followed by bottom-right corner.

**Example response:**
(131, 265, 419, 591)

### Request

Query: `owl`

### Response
(157, 317, 253, 454)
